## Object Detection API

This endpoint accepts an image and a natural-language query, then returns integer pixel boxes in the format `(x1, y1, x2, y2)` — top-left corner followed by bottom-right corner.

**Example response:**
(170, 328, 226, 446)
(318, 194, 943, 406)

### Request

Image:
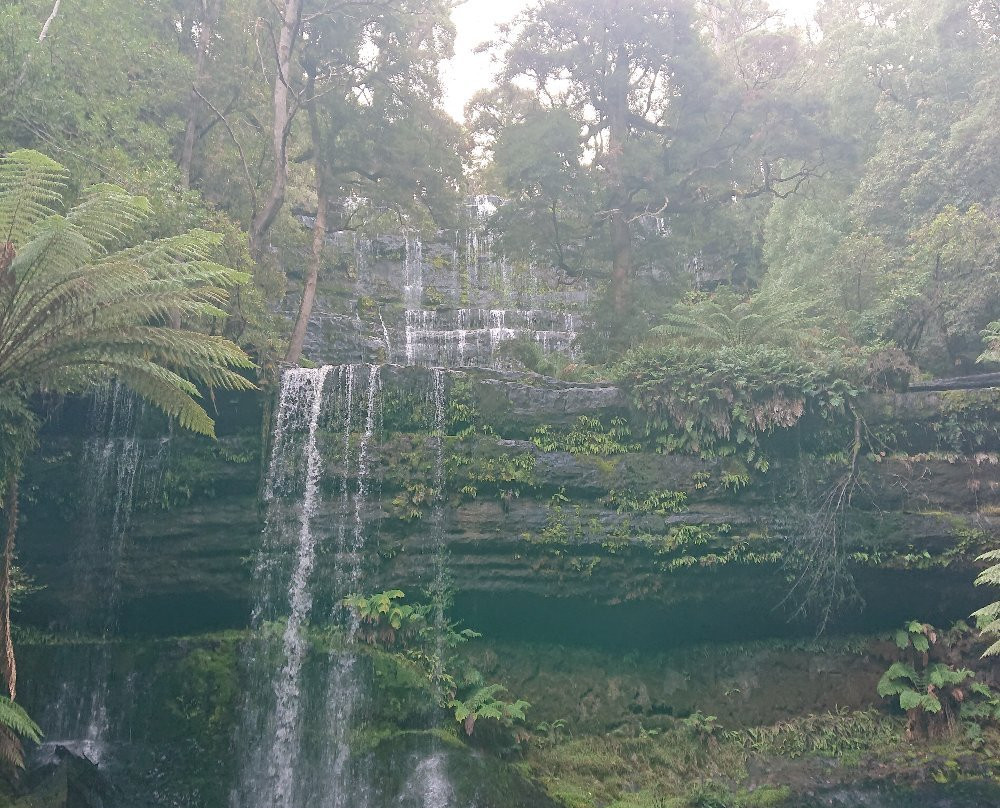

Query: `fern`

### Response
(977, 321, 1000, 365)
(449, 683, 530, 735)
(973, 549, 1000, 656)
(0, 697, 41, 769)
(649, 287, 826, 353)
(0, 150, 257, 762)
(0, 149, 256, 439)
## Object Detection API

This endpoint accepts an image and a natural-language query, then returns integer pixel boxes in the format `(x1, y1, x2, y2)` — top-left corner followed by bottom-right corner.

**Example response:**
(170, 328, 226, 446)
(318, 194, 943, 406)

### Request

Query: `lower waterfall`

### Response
(232, 364, 455, 807)
(41, 383, 167, 764)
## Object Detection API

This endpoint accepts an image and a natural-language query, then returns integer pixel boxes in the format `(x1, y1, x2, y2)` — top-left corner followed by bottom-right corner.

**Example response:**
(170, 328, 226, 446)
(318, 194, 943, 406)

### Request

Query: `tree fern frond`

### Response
(0, 150, 68, 243)
(0, 150, 257, 441)
(977, 322, 1000, 365)
(66, 184, 152, 254)
(0, 698, 41, 745)
(115, 361, 217, 437)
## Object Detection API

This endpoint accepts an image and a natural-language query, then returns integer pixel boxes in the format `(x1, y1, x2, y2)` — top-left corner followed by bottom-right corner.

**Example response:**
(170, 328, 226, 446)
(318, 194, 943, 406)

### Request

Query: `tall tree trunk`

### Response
(608, 42, 632, 319)
(285, 70, 327, 366)
(249, 0, 304, 258)
(284, 185, 327, 365)
(1, 473, 19, 700)
(179, 0, 223, 190)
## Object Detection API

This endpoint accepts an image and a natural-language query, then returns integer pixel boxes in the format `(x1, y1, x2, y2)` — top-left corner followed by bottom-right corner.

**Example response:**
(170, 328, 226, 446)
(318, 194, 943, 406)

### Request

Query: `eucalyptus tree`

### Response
(492, 0, 710, 318)
(0, 150, 256, 758)
(483, 0, 830, 352)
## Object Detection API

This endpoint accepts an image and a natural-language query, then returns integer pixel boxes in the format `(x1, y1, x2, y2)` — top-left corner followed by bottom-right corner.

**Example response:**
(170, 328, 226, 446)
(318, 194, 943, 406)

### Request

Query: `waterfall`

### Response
(310, 363, 381, 808)
(267, 366, 331, 808)
(235, 366, 332, 808)
(233, 364, 383, 808)
(403, 369, 456, 808)
(399, 753, 455, 808)
(401, 307, 579, 369)
(42, 382, 166, 764)
(378, 308, 393, 363)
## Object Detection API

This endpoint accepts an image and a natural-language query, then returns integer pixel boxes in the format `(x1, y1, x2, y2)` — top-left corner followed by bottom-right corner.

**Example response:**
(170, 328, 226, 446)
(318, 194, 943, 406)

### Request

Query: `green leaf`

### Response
(899, 689, 927, 711)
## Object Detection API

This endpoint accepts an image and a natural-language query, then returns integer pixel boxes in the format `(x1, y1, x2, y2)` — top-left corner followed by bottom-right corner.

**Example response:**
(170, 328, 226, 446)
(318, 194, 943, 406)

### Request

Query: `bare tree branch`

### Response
(193, 86, 260, 216)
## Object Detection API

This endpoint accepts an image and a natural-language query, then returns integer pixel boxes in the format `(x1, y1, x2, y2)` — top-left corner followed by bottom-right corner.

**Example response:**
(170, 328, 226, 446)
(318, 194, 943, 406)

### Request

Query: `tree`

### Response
(496, 0, 704, 317)
(0, 149, 255, 759)
(484, 0, 831, 353)
(284, 0, 461, 364)
(249, 0, 305, 257)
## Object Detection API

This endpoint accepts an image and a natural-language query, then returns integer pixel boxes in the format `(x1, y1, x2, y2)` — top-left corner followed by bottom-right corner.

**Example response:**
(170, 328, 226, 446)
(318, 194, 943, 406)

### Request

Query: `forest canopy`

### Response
(0, 0, 995, 380)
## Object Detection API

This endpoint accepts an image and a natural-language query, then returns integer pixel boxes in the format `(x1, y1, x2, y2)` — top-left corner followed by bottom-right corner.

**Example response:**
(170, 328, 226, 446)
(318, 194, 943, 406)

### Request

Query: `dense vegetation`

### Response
(1, 0, 999, 804)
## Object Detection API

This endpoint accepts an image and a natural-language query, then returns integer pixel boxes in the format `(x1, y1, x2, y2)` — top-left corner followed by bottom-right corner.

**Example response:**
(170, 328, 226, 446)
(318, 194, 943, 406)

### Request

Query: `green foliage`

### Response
(342, 590, 428, 648)
(0, 696, 41, 769)
(531, 416, 639, 456)
(876, 620, 988, 739)
(390, 483, 438, 522)
(170, 647, 239, 740)
(0, 149, 256, 440)
(446, 450, 535, 503)
(876, 661, 971, 715)
(978, 322, 1000, 365)
(449, 683, 530, 736)
(733, 708, 896, 760)
(616, 344, 856, 469)
(894, 620, 933, 653)
(606, 488, 688, 516)
(534, 718, 570, 747)
(526, 489, 591, 549)
(650, 288, 827, 354)
(340, 589, 532, 739)
(972, 548, 1000, 657)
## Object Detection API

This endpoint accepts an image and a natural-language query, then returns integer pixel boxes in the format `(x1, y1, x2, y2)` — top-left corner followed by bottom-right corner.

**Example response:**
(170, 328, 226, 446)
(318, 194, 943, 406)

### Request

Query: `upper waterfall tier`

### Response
(285, 218, 589, 369)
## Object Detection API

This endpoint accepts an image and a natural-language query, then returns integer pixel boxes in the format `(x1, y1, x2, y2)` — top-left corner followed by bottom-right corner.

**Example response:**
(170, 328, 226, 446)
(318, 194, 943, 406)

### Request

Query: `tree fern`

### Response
(449, 683, 530, 736)
(0, 149, 256, 440)
(0, 697, 41, 769)
(0, 148, 257, 766)
(973, 549, 1000, 656)
(649, 287, 826, 353)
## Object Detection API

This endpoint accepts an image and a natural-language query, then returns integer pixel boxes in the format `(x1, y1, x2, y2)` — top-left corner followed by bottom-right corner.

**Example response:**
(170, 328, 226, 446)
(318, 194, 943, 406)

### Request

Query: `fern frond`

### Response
(66, 184, 151, 254)
(0, 150, 257, 439)
(0, 697, 41, 744)
(0, 150, 68, 243)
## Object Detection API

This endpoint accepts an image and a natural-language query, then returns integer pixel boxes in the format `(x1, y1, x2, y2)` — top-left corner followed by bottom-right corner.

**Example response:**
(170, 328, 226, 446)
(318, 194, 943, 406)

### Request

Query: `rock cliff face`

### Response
(18, 373, 998, 645)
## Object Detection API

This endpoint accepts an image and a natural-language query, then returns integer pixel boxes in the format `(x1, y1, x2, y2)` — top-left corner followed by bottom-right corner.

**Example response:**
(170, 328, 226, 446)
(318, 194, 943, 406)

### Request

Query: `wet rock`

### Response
(3, 745, 117, 808)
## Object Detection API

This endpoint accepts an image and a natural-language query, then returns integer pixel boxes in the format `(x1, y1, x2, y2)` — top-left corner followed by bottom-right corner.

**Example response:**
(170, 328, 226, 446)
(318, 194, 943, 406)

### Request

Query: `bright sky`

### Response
(441, 0, 820, 121)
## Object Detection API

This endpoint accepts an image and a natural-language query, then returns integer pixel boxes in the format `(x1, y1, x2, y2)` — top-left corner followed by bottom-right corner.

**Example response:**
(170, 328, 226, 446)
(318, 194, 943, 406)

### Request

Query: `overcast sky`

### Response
(440, 0, 820, 121)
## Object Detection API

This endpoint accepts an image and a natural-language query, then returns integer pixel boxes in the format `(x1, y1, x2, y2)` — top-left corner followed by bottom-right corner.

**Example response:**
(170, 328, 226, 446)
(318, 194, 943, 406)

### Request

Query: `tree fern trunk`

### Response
(1, 472, 18, 700)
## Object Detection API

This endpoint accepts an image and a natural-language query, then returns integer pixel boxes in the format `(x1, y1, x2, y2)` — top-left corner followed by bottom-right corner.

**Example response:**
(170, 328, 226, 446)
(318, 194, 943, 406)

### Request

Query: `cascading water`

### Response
(41, 382, 166, 764)
(405, 368, 457, 808)
(234, 366, 332, 808)
(403, 307, 580, 369)
(232, 364, 383, 808)
(236, 197, 590, 806)
(310, 363, 381, 808)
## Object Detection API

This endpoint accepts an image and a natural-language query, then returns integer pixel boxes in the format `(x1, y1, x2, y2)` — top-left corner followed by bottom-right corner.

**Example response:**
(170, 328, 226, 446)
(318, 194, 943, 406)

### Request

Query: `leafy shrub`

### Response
(876, 620, 983, 739)
(616, 345, 856, 469)
(449, 683, 530, 736)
